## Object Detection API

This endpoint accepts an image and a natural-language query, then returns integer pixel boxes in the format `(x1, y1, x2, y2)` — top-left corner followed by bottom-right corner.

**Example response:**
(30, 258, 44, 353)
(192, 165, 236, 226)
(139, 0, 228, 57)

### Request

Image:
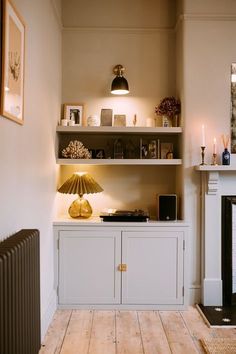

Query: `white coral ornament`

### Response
(62, 140, 91, 159)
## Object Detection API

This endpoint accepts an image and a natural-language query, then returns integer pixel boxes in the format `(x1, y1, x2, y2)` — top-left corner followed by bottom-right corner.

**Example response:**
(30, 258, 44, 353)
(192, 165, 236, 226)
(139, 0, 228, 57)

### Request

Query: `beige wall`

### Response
(60, 0, 177, 219)
(0, 0, 62, 338)
(62, 0, 176, 28)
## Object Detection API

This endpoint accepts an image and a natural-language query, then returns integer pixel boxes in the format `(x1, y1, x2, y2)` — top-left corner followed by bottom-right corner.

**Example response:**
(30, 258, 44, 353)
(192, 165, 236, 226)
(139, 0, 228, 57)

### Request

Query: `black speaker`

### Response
(158, 194, 177, 221)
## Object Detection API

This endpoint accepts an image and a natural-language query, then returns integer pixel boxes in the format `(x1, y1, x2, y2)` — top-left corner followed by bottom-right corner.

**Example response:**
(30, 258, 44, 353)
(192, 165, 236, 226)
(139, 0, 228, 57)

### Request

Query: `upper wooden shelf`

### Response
(56, 126, 182, 134)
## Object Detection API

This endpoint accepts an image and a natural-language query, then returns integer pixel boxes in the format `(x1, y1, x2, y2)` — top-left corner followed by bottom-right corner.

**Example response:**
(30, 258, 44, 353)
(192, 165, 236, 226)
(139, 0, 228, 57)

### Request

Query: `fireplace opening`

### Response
(222, 196, 236, 306)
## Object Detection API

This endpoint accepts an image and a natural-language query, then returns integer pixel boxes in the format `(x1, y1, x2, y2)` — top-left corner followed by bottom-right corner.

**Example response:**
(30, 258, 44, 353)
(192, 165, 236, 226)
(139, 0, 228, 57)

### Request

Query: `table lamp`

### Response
(58, 172, 103, 218)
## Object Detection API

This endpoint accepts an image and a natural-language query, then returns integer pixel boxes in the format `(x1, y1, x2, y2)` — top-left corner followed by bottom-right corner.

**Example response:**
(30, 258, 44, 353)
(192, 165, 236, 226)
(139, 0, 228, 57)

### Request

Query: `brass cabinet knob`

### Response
(118, 264, 127, 271)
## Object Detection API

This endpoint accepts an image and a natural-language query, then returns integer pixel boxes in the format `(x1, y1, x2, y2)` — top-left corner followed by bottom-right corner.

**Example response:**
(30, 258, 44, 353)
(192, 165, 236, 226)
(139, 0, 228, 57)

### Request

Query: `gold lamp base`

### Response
(68, 196, 92, 218)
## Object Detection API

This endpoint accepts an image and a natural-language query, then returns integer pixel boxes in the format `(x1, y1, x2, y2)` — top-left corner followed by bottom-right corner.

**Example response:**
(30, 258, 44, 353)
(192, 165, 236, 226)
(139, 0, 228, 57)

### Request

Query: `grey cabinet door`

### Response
(59, 230, 121, 304)
(122, 231, 184, 304)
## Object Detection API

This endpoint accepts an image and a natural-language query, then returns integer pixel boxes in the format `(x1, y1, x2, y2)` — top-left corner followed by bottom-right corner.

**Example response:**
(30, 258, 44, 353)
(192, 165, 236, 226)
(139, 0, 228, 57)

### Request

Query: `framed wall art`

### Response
(64, 103, 84, 126)
(1, 0, 25, 124)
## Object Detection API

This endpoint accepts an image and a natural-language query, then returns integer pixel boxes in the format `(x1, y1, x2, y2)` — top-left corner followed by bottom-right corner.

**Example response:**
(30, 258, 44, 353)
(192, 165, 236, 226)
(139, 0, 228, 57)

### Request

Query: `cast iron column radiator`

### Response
(0, 229, 41, 354)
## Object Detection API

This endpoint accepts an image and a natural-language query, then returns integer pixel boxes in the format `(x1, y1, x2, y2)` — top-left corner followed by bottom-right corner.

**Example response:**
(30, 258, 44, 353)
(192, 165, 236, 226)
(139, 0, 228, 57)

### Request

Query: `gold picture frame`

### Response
(64, 103, 84, 126)
(1, 0, 25, 124)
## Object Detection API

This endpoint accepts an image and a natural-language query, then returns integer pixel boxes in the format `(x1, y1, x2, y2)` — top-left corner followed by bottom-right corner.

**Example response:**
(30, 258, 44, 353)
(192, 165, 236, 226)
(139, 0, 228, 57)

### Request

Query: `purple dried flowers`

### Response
(155, 97, 181, 118)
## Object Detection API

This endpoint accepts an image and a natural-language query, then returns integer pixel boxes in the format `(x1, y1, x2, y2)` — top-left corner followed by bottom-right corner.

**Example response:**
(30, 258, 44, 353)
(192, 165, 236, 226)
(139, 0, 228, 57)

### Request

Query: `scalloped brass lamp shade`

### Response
(58, 172, 103, 218)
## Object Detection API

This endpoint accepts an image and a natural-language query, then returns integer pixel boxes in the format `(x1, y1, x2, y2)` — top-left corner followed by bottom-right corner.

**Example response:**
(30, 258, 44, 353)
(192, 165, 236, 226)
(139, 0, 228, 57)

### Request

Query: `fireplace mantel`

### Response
(195, 165, 236, 305)
(195, 165, 236, 195)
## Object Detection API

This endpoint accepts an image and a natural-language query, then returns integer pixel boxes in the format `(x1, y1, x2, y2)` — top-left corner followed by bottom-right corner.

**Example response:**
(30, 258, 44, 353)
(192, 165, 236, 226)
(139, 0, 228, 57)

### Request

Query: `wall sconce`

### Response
(111, 64, 129, 95)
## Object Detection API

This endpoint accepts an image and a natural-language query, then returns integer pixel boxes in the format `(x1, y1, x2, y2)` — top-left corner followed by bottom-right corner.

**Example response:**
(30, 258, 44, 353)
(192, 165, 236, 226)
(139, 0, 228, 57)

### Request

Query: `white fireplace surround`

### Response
(196, 165, 236, 305)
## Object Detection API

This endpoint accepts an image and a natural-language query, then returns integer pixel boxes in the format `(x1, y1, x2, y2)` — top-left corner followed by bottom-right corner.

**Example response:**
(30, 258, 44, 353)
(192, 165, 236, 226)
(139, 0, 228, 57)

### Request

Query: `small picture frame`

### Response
(64, 103, 84, 126)
(113, 114, 126, 127)
(160, 142, 174, 159)
(101, 109, 113, 126)
(148, 140, 160, 159)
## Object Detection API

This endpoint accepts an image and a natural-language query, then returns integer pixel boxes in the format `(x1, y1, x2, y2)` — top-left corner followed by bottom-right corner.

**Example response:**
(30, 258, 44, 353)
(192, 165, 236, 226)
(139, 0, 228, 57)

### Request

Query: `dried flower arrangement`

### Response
(155, 97, 181, 118)
(62, 140, 91, 159)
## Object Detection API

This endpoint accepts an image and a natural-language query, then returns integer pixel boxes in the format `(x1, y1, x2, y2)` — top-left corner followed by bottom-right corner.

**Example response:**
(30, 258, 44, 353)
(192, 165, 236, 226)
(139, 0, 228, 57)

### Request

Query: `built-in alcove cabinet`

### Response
(54, 221, 188, 309)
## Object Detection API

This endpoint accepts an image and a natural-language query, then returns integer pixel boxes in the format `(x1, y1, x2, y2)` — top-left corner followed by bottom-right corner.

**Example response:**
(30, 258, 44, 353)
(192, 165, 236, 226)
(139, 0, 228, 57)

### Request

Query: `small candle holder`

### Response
(211, 153, 218, 166)
(200, 146, 206, 165)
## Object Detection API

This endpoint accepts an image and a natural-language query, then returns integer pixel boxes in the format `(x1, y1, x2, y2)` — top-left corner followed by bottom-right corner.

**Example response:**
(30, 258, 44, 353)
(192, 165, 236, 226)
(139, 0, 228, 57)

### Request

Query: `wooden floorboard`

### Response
(39, 310, 72, 354)
(138, 311, 171, 354)
(160, 310, 199, 354)
(88, 310, 116, 354)
(116, 311, 144, 354)
(60, 310, 93, 354)
(40, 306, 236, 354)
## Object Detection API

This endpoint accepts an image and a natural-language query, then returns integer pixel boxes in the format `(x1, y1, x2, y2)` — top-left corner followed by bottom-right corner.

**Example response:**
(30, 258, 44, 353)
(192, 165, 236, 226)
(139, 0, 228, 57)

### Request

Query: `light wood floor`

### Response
(40, 306, 236, 354)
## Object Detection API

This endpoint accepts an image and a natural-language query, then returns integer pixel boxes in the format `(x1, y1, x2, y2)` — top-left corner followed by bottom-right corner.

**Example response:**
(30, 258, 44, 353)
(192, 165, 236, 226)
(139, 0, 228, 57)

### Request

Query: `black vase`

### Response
(222, 148, 230, 165)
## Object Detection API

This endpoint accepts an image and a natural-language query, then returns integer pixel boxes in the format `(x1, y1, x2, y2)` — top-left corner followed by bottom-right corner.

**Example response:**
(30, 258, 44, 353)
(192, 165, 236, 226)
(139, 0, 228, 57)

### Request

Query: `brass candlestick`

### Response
(200, 146, 206, 165)
(211, 153, 218, 166)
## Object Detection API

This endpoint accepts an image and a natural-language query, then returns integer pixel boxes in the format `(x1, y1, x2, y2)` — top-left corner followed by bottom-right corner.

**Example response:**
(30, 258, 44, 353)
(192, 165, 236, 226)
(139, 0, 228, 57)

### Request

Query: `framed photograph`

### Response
(1, 0, 25, 124)
(113, 114, 126, 127)
(64, 103, 83, 126)
(148, 140, 160, 159)
(101, 108, 112, 126)
(160, 142, 173, 159)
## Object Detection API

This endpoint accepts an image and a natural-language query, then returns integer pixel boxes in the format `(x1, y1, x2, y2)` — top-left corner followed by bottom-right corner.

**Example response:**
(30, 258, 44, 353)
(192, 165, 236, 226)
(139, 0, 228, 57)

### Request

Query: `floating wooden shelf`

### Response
(57, 158, 182, 166)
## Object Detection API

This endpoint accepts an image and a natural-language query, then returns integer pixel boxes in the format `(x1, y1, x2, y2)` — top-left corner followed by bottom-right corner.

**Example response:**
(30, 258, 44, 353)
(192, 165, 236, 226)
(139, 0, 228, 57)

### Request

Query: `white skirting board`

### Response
(41, 289, 57, 341)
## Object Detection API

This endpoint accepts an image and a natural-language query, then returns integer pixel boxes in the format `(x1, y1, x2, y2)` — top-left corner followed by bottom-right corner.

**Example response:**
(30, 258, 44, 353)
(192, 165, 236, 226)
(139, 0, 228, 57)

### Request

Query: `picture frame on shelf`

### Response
(101, 108, 113, 126)
(64, 103, 84, 126)
(1, 0, 25, 125)
(148, 140, 160, 159)
(113, 114, 126, 127)
(160, 142, 174, 159)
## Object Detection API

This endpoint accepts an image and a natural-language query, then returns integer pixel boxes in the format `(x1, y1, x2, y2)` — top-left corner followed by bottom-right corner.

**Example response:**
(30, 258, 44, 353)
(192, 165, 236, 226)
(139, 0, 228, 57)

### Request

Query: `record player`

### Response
(100, 209, 149, 222)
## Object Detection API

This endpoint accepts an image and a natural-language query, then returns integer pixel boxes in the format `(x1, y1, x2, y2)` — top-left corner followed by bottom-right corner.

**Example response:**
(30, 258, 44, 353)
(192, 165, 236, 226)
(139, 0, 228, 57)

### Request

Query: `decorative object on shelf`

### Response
(231, 63, 236, 153)
(101, 109, 113, 126)
(113, 114, 126, 127)
(111, 64, 129, 95)
(61, 119, 68, 126)
(211, 137, 218, 165)
(133, 114, 137, 127)
(58, 172, 103, 218)
(125, 140, 136, 159)
(155, 96, 181, 127)
(148, 140, 159, 159)
(114, 139, 124, 158)
(161, 142, 174, 159)
(222, 134, 230, 165)
(200, 146, 206, 165)
(0, 0, 25, 125)
(95, 149, 105, 159)
(140, 138, 148, 159)
(146, 117, 155, 127)
(68, 120, 75, 126)
(88, 149, 96, 158)
(64, 103, 83, 126)
(200, 124, 206, 165)
(61, 140, 91, 159)
(87, 115, 100, 126)
(162, 115, 171, 127)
